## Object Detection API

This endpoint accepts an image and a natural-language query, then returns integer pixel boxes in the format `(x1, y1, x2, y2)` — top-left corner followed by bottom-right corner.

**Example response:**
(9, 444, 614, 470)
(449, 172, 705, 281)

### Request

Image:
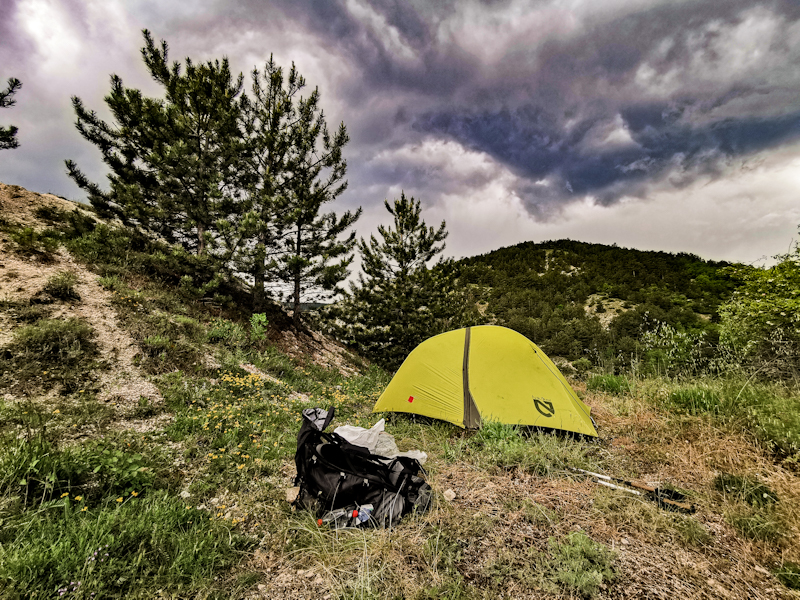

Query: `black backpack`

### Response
(293, 407, 432, 528)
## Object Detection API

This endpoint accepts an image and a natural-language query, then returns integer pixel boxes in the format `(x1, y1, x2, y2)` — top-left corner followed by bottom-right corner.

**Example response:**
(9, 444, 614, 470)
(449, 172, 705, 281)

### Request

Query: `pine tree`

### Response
(0, 78, 22, 151)
(65, 30, 245, 258)
(276, 172, 360, 328)
(323, 193, 479, 369)
(231, 58, 359, 321)
(276, 86, 358, 328)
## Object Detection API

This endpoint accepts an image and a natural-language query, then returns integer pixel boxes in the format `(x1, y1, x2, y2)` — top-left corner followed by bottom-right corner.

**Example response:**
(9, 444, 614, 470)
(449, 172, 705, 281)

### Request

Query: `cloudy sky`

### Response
(2, 0, 799, 265)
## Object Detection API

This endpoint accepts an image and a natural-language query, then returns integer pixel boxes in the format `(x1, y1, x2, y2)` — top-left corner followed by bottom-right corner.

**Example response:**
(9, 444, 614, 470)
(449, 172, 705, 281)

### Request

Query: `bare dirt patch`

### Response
(1, 182, 163, 430)
(0, 181, 95, 230)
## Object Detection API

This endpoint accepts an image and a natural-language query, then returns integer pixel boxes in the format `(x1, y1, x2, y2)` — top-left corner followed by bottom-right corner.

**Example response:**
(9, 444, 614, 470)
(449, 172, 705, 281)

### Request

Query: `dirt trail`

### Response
(0, 182, 164, 430)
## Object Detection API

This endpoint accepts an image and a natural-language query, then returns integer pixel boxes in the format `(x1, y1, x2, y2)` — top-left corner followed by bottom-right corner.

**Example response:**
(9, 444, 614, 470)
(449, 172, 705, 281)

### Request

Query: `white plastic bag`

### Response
(334, 418, 385, 452)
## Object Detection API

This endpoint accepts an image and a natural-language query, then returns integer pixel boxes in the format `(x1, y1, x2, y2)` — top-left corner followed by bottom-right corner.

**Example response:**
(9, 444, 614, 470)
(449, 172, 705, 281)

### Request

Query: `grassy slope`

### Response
(0, 184, 799, 599)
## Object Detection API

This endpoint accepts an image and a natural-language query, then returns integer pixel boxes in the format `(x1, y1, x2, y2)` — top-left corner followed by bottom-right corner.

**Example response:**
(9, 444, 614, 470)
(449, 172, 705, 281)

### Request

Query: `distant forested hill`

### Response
(456, 239, 739, 371)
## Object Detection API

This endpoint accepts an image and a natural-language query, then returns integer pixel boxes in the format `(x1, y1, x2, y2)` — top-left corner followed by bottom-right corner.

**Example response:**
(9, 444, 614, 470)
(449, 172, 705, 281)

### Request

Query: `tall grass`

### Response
(0, 493, 252, 599)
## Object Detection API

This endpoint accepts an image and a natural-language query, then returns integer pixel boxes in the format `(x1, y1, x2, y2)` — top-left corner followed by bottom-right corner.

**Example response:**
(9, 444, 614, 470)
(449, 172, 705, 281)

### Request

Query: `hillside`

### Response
(1, 182, 799, 599)
(458, 239, 738, 372)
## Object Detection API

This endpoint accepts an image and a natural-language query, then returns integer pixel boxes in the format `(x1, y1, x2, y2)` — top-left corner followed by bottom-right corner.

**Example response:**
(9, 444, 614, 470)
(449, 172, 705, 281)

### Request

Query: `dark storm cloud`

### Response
(3, 0, 800, 224)
(416, 104, 800, 204)
(218, 0, 800, 213)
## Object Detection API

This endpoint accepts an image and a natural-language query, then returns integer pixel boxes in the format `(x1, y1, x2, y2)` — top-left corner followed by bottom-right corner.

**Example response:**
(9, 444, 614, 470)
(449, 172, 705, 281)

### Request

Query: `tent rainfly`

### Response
(373, 325, 598, 437)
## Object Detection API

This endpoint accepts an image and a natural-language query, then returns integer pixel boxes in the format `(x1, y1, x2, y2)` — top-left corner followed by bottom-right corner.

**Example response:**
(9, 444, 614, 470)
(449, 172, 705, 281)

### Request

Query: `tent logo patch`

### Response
(408, 396, 414, 403)
(533, 398, 555, 417)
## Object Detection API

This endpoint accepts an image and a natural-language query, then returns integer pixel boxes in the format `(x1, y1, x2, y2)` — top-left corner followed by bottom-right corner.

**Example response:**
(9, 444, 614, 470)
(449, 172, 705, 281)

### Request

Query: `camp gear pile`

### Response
(374, 325, 598, 436)
(293, 407, 432, 528)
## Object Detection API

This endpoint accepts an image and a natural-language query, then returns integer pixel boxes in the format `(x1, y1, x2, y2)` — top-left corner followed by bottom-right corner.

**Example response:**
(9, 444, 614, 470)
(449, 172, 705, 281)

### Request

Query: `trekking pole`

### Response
(571, 468, 695, 513)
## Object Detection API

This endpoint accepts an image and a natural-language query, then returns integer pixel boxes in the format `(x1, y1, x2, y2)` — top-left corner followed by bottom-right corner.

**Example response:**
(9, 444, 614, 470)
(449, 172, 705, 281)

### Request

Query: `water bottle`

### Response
(356, 504, 373, 524)
(317, 508, 355, 529)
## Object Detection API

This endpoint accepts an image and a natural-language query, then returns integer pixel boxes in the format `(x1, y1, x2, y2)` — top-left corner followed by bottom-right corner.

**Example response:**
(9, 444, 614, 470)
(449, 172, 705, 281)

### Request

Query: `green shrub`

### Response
(547, 531, 616, 597)
(572, 357, 592, 375)
(742, 393, 800, 463)
(0, 318, 100, 393)
(587, 374, 631, 395)
(207, 317, 247, 346)
(143, 334, 171, 356)
(83, 445, 154, 495)
(0, 301, 52, 324)
(97, 274, 126, 292)
(43, 270, 80, 301)
(34, 205, 67, 223)
(66, 224, 134, 265)
(250, 313, 269, 342)
(9, 226, 60, 257)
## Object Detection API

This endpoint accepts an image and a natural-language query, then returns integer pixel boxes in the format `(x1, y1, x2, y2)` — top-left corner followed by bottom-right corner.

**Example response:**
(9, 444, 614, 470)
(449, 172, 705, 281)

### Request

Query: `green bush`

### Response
(741, 392, 800, 463)
(572, 357, 592, 375)
(250, 313, 269, 342)
(718, 241, 800, 379)
(34, 205, 68, 223)
(43, 270, 80, 301)
(587, 374, 631, 395)
(9, 226, 60, 257)
(97, 274, 126, 292)
(83, 445, 154, 495)
(0, 318, 100, 393)
(207, 317, 247, 346)
(66, 224, 135, 265)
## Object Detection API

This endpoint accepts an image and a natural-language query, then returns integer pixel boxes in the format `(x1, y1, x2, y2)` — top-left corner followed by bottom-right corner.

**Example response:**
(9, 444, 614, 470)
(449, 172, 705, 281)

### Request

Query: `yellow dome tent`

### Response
(373, 325, 597, 436)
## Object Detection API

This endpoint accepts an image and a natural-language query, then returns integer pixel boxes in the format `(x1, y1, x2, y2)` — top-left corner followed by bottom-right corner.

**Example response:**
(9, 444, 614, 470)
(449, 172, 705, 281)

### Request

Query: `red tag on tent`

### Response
(408, 396, 414, 403)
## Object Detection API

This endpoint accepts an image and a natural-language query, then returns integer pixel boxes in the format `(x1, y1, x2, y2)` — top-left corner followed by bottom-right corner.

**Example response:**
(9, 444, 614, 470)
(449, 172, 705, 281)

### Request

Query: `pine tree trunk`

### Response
(253, 238, 268, 312)
(253, 265, 266, 313)
(197, 224, 206, 256)
(292, 225, 302, 329)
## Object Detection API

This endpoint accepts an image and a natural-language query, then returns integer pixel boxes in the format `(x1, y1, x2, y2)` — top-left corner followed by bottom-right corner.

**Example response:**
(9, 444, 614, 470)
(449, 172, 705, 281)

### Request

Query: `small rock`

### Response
(179, 490, 191, 499)
(257, 584, 266, 591)
(286, 486, 300, 503)
(443, 489, 456, 502)
(621, 537, 629, 545)
(305, 570, 315, 579)
(296, 569, 305, 576)
(314, 576, 324, 585)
